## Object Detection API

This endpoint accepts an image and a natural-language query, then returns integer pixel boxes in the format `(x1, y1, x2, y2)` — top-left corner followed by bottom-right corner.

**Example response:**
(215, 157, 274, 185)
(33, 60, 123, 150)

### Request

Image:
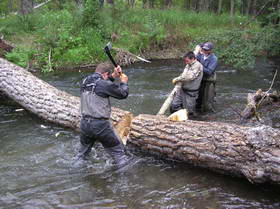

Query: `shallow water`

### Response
(1, 58, 280, 209)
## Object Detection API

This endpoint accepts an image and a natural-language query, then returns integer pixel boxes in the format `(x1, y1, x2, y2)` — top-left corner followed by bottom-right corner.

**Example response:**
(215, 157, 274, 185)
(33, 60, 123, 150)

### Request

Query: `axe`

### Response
(104, 42, 118, 67)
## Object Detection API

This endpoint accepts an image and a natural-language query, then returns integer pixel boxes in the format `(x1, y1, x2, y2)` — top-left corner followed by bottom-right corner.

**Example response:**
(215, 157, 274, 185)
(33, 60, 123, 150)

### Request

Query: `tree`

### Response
(18, 0, 34, 15)
(230, 0, 235, 16)
(83, 0, 101, 27)
(218, 0, 223, 14)
(246, 0, 252, 15)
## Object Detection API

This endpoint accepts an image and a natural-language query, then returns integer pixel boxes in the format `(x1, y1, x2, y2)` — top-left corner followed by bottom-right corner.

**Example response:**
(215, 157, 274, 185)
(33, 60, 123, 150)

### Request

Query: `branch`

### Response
(257, 70, 278, 108)
(34, 0, 52, 9)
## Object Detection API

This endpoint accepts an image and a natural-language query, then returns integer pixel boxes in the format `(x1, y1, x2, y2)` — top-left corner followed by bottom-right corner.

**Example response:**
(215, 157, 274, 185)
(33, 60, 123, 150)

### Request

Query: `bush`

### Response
(189, 24, 280, 70)
(2, 3, 279, 72)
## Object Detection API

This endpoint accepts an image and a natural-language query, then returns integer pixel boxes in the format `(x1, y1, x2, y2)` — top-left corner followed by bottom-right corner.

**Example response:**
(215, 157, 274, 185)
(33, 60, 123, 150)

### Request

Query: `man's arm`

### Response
(173, 64, 201, 84)
(96, 66, 129, 99)
(104, 81, 129, 99)
(203, 56, 218, 75)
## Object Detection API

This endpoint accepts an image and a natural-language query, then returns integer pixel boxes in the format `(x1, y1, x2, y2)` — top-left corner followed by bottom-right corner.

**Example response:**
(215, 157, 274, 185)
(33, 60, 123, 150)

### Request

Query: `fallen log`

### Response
(241, 89, 280, 120)
(1, 57, 280, 185)
(0, 58, 133, 134)
(129, 114, 280, 184)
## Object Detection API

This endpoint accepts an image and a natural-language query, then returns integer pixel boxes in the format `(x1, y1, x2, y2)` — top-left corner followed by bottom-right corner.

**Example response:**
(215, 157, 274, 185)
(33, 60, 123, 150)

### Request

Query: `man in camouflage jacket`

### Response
(171, 51, 203, 117)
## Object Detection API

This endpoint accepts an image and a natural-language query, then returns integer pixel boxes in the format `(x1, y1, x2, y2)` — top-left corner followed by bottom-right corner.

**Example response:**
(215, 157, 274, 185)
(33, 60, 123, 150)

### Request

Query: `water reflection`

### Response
(1, 58, 280, 208)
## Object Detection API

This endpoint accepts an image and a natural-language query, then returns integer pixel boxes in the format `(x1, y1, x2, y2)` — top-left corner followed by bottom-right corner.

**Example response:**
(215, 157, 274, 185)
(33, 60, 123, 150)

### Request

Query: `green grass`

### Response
(0, 4, 278, 72)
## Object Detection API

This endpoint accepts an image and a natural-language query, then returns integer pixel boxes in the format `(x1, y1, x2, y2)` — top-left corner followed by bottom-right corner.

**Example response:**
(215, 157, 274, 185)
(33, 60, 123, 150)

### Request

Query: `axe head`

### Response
(104, 42, 112, 52)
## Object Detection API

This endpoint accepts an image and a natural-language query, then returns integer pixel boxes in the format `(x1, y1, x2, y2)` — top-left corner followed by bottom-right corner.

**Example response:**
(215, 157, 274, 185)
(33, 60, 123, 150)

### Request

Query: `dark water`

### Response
(1, 58, 280, 209)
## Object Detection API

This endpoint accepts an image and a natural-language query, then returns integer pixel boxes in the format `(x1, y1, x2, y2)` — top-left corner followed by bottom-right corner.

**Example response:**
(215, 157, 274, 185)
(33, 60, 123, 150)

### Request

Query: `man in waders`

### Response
(170, 51, 203, 117)
(195, 42, 218, 112)
(78, 63, 130, 168)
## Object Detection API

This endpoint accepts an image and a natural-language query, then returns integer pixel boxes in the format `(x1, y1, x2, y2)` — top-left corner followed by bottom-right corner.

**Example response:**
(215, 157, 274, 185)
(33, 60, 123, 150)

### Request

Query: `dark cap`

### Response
(202, 42, 214, 51)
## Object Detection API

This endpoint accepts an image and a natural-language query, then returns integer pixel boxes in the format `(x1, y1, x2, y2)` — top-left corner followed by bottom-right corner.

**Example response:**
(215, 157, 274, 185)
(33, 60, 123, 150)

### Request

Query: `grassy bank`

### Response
(0, 3, 279, 72)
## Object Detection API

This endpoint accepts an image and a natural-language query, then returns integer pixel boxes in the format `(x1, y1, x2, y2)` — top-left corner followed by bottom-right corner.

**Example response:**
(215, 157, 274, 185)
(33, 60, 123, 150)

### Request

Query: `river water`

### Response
(0, 58, 280, 209)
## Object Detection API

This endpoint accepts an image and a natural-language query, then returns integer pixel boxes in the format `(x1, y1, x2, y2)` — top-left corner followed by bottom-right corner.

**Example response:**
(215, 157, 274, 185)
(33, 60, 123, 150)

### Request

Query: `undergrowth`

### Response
(0, 1, 279, 72)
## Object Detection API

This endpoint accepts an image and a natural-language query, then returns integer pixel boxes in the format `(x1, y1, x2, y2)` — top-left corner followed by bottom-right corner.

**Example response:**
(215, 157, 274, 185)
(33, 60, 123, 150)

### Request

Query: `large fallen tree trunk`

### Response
(1, 58, 280, 185)
(0, 58, 133, 132)
(129, 114, 280, 184)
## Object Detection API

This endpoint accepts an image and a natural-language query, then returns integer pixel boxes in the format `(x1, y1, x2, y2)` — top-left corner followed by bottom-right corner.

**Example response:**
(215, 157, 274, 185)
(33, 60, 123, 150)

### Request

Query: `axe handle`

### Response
(105, 49, 118, 67)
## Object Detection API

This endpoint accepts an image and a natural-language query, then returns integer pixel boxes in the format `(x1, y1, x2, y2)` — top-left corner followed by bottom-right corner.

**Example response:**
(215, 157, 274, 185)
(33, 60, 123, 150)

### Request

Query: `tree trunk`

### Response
(252, 0, 257, 16)
(106, 0, 114, 5)
(184, 0, 191, 9)
(192, 0, 199, 11)
(246, 0, 252, 15)
(230, 0, 235, 16)
(218, 0, 223, 14)
(0, 58, 132, 133)
(164, 0, 172, 8)
(129, 114, 280, 184)
(2, 58, 280, 185)
(157, 83, 181, 115)
(18, 0, 34, 15)
(75, 0, 84, 7)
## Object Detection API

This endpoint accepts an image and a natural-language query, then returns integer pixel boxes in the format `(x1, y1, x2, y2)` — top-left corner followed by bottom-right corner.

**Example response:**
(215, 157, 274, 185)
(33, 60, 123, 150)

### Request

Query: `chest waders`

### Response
(78, 77, 130, 168)
(196, 73, 216, 112)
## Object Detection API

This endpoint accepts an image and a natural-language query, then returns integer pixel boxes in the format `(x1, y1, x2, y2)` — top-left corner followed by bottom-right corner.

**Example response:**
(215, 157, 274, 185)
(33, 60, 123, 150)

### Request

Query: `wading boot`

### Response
(105, 143, 130, 168)
(76, 142, 94, 161)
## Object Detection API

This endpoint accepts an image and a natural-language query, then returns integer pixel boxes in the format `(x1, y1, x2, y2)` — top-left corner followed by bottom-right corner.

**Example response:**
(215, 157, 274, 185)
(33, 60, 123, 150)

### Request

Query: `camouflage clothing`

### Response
(171, 60, 203, 115)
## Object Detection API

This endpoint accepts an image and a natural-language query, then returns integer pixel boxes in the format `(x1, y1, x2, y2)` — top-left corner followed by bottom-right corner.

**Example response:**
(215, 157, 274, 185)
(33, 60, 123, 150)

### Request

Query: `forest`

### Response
(0, 0, 279, 72)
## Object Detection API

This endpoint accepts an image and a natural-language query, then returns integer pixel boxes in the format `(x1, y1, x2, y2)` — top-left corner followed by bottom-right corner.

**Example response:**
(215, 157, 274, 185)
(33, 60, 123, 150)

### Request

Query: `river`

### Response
(0, 58, 280, 208)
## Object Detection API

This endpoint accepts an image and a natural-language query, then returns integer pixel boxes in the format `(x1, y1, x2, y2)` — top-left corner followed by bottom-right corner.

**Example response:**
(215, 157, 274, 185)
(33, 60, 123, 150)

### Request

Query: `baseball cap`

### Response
(202, 42, 214, 51)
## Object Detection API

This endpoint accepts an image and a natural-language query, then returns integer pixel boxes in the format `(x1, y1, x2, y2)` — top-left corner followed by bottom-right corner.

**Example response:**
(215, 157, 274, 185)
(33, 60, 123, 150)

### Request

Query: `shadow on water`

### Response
(0, 58, 280, 208)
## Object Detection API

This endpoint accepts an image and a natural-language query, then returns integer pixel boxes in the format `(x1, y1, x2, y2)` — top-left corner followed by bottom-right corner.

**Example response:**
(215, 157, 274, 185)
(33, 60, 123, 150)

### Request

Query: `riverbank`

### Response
(0, 5, 279, 72)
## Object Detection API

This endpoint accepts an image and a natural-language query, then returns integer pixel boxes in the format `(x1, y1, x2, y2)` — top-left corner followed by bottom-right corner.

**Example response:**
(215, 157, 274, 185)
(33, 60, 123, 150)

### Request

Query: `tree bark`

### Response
(246, 0, 252, 16)
(241, 89, 279, 120)
(1, 58, 280, 185)
(218, 0, 223, 14)
(230, 0, 235, 16)
(129, 114, 280, 184)
(184, 0, 191, 9)
(18, 0, 34, 15)
(157, 83, 181, 115)
(0, 58, 132, 133)
(164, 0, 172, 8)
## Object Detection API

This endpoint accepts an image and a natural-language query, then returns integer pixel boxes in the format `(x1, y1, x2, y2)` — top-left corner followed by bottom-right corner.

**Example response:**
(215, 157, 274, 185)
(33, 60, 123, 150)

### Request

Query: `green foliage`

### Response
(83, 0, 101, 28)
(1, 1, 279, 72)
(5, 47, 34, 68)
(190, 24, 280, 69)
(131, 12, 166, 52)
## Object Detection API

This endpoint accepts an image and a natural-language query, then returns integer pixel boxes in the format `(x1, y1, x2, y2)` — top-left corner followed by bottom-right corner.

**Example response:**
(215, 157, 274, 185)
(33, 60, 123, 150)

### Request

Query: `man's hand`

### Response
(120, 73, 128, 83)
(111, 65, 122, 78)
(172, 78, 178, 85)
(193, 45, 202, 56)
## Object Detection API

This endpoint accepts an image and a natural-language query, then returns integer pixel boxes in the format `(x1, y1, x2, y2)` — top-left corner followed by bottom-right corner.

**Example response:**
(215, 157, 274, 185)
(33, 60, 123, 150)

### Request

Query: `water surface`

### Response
(1, 58, 280, 209)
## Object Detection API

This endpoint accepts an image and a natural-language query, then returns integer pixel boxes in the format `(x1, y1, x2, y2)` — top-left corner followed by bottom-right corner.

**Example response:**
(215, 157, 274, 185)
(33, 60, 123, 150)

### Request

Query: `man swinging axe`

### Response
(77, 42, 130, 168)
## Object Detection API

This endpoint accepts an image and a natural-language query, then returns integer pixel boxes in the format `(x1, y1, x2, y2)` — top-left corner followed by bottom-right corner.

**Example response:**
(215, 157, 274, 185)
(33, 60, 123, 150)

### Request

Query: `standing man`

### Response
(79, 62, 130, 168)
(195, 42, 218, 112)
(170, 51, 203, 117)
